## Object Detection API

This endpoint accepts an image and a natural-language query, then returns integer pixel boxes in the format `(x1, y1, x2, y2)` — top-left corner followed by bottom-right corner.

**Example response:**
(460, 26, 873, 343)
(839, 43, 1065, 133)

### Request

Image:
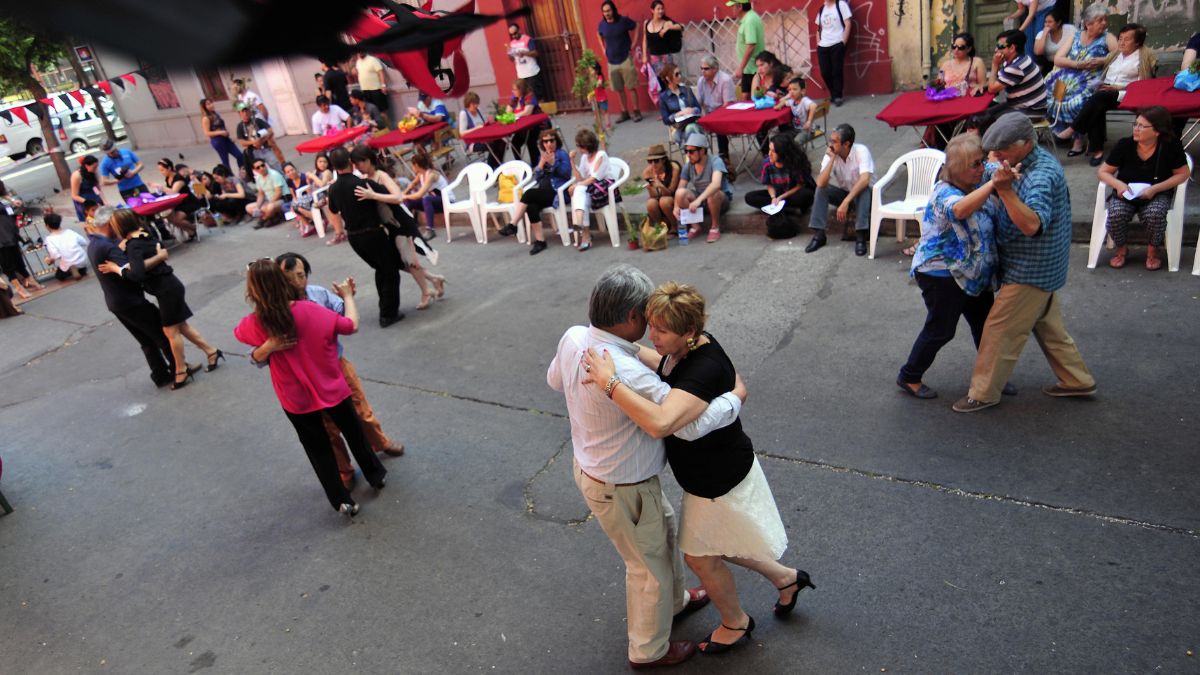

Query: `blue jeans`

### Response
(210, 136, 244, 171)
(810, 185, 870, 232)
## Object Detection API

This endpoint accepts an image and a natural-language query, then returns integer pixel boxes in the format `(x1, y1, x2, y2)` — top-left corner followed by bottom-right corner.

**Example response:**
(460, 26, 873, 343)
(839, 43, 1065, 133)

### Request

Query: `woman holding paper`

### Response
(743, 133, 815, 216)
(657, 63, 701, 148)
(1096, 106, 1190, 271)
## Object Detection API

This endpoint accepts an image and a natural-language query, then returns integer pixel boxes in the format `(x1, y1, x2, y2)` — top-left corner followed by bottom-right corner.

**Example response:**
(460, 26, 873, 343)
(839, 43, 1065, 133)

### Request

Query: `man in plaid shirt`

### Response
(953, 113, 1096, 413)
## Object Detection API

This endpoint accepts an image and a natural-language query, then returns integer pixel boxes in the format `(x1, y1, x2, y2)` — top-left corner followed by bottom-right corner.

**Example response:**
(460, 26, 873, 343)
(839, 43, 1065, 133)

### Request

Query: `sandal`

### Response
(1108, 248, 1127, 269)
(432, 277, 446, 298)
(416, 292, 433, 310)
(1145, 256, 1162, 271)
(578, 240, 592, 252)
(902, 243, 917, 256)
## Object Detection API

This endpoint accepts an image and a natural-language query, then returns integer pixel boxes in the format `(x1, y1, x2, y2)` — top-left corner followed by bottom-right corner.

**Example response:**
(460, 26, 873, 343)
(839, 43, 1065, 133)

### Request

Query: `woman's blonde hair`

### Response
(645, 282, 707, 336)
(943, 132, 983, 187)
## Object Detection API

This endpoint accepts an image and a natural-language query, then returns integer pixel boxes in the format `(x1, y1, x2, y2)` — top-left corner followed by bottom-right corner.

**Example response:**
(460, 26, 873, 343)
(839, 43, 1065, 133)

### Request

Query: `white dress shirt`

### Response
(547, 325, 742, 484)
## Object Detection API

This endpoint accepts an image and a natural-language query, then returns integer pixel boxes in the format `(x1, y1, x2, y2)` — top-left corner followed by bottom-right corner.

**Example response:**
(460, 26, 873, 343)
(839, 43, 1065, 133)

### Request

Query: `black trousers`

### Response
(521, 186, 558, 223)
(744, 187, 814, 213)
(347, 227, 403, 320)
(362, 89, 391, 121)
(113, 300, 175, 384)
(54, 266, 88, 281)
(210, 196, 251, 219)
(525, 70, 547, 103)
(817, 42, 847, 100)
(1071, 89, 1120, 152)
(284, 396, 386, 510)
(898, 272, 994, 384)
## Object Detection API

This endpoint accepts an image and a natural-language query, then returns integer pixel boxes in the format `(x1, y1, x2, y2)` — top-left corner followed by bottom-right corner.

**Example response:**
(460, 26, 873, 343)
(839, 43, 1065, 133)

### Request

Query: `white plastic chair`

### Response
(441, 162, 493, 243)
(869, 148, 945, 259)
(594, 157, 631, 247)
(520, 177, 575, 247)
(480, 160, 533, 244)
(1088, 154, 1192, 272)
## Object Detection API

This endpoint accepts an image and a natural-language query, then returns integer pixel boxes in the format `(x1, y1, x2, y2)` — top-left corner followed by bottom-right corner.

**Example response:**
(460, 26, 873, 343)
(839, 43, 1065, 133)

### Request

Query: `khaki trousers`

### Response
(573, 459, 687, 663)
(969, 283, 1095, 402)
(325, 357, 396, 483)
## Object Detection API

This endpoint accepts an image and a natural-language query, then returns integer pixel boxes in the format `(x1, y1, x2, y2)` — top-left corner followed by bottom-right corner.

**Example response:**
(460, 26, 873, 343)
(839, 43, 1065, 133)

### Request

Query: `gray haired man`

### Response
(547, 264, 747, 669)
(807, 123, 874, 255)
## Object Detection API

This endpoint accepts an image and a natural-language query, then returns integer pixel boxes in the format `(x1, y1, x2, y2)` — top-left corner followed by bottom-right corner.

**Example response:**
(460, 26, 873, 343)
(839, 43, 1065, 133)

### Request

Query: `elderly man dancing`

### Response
(547, 264, 749, 669)
(953, 113, 1096, 413)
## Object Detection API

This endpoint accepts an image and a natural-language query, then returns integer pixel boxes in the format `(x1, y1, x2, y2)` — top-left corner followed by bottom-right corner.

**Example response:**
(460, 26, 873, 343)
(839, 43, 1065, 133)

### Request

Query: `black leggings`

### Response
(521, 187, 557, 223)
(284, 396, 387, 510)
(744, 187, 814, 213)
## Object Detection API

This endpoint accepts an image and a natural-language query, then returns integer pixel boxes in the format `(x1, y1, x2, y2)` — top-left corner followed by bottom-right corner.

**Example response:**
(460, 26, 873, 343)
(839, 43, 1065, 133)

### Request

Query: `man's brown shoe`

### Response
(952, 396, 998, 413)
(1042, 384, 1097, 397)
(629, 640, 696, 669)
(675, 586, 709, 618)
(382, 443, 405, 457)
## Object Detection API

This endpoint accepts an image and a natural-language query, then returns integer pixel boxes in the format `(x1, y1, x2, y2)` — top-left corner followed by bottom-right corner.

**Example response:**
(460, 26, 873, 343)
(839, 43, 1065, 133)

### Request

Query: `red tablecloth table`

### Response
(1119, 77, 1200, 147)
(366, 121, 447, 149)
(463, 113, 550, 145)
(295, 126, 371, 154)
(130, 193, 187, 217)
(876, 91, 995, 129)
(697, 104, 790, 136)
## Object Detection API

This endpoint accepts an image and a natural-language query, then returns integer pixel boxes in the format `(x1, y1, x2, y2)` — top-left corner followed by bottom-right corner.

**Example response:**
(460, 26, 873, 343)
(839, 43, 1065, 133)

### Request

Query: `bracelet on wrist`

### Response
(604, 375, 621, 399)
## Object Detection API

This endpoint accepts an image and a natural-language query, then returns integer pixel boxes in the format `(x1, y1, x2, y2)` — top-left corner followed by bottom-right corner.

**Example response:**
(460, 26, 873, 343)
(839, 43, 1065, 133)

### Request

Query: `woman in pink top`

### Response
(234, 259, 386, 517)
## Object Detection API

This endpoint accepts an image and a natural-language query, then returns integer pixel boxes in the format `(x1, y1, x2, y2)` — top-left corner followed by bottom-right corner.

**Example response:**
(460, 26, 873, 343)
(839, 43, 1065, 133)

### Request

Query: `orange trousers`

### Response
(322, 357, 396, 483)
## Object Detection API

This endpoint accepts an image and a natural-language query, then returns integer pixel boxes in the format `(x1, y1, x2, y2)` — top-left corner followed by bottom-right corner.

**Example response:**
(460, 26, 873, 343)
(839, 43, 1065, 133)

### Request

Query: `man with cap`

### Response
(952, 112, 1096, 413)
(673, 133, 732, 243)
(98, 140, 149, 200)
(85, 206, 176, 387)
(235, 103, 279, 172)
(729, 0, 765, 100)
(807, 123, 873, 255)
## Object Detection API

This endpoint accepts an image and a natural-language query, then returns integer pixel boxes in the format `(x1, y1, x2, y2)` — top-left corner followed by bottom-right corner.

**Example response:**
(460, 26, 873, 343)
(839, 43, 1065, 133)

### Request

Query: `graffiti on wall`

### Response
(848, 1, 888, 79)
(1102, 0, 1196, 49)
(1129, 0, 1194, 22)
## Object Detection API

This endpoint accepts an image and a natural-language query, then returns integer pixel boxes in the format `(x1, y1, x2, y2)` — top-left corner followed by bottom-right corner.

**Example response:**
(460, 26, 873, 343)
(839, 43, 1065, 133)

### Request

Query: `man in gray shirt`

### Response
(673, 134, 733, 243)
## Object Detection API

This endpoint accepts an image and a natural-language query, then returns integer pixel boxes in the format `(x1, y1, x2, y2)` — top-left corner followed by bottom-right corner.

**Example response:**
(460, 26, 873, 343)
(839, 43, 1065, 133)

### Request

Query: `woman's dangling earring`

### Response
(686, 336, 698, 351)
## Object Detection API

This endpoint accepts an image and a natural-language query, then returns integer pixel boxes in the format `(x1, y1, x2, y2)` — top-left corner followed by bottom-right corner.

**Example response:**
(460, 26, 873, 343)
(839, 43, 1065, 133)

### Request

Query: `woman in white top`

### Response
(1007, 0, 1053, 58)
(349, 147, 447, 310)
(566, 128, 610, 252)
(1061, 23, 1156, 165)
(1033, 10, 1075, 74)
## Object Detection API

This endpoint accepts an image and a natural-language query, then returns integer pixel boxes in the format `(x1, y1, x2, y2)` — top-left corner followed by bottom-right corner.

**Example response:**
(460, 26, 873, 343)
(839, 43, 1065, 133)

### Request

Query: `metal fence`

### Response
(679, 6, 813, 88)
(533, 32, 587, 111)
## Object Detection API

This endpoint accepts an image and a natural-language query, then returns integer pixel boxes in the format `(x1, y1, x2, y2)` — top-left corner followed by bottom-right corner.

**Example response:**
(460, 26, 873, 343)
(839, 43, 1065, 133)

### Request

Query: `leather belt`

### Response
(581, 469, 653, 488)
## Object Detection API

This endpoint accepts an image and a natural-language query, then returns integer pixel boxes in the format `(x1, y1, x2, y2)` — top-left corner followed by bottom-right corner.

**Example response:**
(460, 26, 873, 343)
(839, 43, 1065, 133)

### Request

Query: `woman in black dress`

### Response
(583, 282, 813, 656)
(152, 158, 203, 241)
(98, 209, 223, 389)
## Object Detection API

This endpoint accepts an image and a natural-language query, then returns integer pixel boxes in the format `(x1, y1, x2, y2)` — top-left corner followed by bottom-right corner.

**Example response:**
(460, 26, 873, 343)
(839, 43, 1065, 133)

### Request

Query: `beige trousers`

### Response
(969, 283, 1095, 402)
(573, 459, 687, 663)
(324, 357, 396, 483)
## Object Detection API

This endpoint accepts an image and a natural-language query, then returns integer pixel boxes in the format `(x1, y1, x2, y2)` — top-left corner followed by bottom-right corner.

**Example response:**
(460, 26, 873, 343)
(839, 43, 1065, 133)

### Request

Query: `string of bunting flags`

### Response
(0, 71, 141, 126)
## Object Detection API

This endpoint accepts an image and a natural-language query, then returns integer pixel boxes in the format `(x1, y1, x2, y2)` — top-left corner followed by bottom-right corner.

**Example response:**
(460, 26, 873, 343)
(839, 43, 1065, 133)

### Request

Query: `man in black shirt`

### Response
(86, 206, 176, 386)
(322, 62, 352, 112)
(235, 104, 278, 173)
(326, 148, 405, 327)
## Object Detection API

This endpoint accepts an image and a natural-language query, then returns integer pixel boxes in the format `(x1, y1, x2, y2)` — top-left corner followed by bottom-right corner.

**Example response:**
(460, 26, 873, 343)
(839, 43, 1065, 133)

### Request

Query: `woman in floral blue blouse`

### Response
(897, 133, 1002, 399)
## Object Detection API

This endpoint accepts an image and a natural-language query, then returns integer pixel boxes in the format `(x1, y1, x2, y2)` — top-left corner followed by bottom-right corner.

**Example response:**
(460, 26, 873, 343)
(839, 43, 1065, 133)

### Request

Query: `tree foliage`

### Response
(0, 16, 66, 95)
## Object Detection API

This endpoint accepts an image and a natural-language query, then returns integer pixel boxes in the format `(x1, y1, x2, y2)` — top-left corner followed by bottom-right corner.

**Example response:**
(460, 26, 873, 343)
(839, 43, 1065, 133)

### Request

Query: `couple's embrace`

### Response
(547, 264, 814, 669)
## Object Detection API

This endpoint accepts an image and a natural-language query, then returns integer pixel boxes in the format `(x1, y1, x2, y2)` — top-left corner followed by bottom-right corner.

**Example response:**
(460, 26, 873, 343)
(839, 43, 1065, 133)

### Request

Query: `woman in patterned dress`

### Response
(1045, 3, 1116, 135)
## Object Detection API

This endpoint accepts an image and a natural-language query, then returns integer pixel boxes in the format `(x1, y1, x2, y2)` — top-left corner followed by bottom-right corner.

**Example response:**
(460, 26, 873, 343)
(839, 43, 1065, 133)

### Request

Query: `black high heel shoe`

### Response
(206, 349, 225, 372)
(698, 616, 754, 655)
(171, 370, 195, 390)
(774, 569, 815, 617)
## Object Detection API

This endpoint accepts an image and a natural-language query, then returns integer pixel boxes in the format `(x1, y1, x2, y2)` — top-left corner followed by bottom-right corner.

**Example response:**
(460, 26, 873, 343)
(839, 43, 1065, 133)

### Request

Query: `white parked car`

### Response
(0, 103, 126, 160)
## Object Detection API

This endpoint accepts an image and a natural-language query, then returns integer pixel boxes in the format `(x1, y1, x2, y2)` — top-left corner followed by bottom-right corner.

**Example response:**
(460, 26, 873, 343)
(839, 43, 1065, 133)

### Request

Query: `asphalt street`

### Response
(1, 211, 1197, 673)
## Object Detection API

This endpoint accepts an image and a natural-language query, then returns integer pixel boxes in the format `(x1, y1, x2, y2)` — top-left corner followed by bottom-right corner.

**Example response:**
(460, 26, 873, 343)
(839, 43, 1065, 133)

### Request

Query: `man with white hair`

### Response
(695, 55, 737, 168)
(548, 264, 749, 669)
(953, 112, 1095, 413)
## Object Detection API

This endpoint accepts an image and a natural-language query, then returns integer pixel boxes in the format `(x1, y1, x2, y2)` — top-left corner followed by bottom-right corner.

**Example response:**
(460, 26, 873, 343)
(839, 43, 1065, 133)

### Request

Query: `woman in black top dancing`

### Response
(98, 209, 223, 389)
(584, 282, 813, 656)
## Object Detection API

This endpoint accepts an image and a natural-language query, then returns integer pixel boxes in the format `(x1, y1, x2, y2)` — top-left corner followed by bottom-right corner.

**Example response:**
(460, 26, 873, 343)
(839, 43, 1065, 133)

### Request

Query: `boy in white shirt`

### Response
(42, 213, 90, 280)
(776, 77, 817, 145)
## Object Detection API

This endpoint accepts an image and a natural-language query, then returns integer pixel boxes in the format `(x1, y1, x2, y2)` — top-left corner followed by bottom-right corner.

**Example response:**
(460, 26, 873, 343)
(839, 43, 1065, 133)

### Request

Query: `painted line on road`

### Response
(757, 451, 1200, 539)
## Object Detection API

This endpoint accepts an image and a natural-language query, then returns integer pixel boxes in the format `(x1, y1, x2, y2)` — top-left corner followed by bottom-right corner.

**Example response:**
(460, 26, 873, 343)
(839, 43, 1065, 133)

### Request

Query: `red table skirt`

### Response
(463, 113, 550, 144)
(697, 104, 791, 136)
(366, 121, 447, 149)
(1119, 77, 1200, 118)
(131, 193, 187, 217)
(295, 126, 371, 154)
(876, 91, 995, 128)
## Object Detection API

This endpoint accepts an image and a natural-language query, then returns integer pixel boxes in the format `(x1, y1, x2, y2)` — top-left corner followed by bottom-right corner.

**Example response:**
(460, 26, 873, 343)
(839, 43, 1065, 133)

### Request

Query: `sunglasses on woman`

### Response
(952, 44, 969, 51)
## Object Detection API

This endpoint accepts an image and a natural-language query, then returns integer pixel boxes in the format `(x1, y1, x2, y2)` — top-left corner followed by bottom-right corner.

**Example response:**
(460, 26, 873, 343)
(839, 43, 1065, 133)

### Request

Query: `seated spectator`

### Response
(925, 33, 987, 148)
(749, 50, 791, 100)
(415, 91, 451, 125)
(397, 154, 449, 241)
(509, 129, 572, 255)
(642, 144, 682, 236)
(1033, 8, 1074, 75)
(311, 95, 350, 136)
(656, 62, 700, 148)
(776, 77, 818, 145)
(246, 158, 291, 228)
(744, 133, 815, 217)
(567, 128, 613, 251)
(1182, 31, 1199, 72)
(42, 213, 90, 281)
(348, 90, 386, 131)
(283, 162, 316, 238)
(459, 91, 505, 169)
(897, 132, 1000, 400)
(806, 123, 873, 256)
(695, 55, 736, 168)
(508, 79, 546, 162)
(973, 29, 1047, 131)
(1059, 23, 1155, 165)
(1096, 106, 1190, 271)
(209, 164, 253, 223)
(151, 158, 202, 241)
(236, 104, 279, 172)
(1045, 3, 1115, 135)
(673, 133, 731, 243)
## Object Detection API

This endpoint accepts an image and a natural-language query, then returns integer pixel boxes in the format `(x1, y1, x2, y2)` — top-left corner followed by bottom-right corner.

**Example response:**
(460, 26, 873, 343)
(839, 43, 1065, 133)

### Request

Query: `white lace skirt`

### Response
(678, 457, 788, 562)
